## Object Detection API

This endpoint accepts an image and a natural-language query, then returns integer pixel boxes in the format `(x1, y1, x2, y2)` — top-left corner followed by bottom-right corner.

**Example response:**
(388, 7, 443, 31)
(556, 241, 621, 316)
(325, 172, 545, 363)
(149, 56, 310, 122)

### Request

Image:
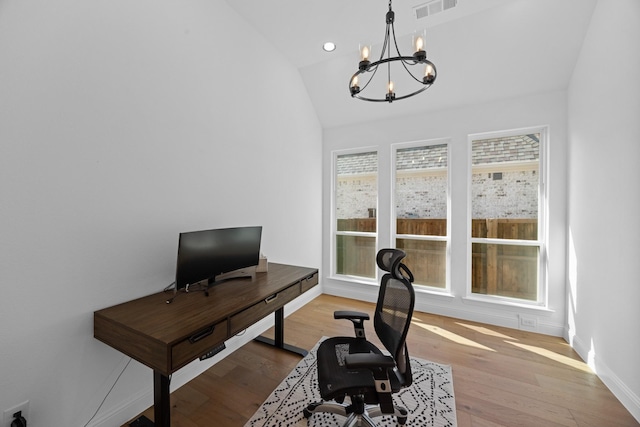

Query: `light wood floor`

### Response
(125, 294, 639, 427)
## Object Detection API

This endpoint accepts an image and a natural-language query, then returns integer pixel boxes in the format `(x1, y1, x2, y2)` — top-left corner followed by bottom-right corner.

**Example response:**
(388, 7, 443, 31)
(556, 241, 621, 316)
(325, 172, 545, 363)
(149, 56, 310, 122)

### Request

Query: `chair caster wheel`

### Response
(398, 407, 408, 425)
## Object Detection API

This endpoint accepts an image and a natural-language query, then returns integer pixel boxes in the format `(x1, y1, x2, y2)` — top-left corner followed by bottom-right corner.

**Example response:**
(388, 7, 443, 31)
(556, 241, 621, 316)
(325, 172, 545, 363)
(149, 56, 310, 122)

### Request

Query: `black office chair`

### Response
(304, 248, 416, 427)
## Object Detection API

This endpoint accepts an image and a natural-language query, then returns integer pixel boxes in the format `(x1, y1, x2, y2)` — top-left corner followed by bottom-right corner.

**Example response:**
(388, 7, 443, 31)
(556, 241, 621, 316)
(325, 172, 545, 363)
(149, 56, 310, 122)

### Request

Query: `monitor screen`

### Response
(175, 226, 262, 289)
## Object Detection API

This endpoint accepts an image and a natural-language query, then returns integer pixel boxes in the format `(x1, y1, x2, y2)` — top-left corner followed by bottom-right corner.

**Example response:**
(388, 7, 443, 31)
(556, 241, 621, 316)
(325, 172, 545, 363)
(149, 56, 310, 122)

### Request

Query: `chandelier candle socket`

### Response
(359, 43, 371, 70)
(386, 81, 395, 102)
(349, 0, 437, 103)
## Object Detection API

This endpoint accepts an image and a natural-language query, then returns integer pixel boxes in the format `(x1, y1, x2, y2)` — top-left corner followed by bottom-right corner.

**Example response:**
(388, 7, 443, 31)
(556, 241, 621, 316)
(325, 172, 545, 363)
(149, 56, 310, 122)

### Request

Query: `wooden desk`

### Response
(94, 263, 318, 427)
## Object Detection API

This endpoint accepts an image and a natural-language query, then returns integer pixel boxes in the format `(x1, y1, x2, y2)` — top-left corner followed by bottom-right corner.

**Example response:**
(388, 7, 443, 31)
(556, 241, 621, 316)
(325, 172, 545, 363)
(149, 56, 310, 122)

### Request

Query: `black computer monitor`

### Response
(175, 226, 262, 290)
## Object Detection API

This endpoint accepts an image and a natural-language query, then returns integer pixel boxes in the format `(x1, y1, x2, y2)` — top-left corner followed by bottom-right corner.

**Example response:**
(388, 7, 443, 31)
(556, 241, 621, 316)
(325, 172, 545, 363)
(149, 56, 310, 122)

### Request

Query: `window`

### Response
(469, 129, 546, 304)
(334, 150, 378, 279)
(393, 140, 450, 289)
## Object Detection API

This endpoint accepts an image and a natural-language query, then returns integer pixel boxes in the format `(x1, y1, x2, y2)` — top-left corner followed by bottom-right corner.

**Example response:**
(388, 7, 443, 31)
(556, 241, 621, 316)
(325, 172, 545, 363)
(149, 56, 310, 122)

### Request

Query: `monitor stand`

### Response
(203, 268, 256, 295)
(213, 266, 256, 284)
(168, 267, 258, 303)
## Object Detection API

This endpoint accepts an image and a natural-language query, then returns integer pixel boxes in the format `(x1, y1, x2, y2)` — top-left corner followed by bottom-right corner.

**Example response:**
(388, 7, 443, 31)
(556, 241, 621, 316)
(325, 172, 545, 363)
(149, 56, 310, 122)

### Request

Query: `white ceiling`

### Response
(225, 0, 597, 128)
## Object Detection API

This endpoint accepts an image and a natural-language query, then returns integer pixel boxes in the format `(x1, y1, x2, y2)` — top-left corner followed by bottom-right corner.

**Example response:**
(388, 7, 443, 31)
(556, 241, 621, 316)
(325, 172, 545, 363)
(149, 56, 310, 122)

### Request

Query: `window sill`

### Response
(462, 295, 555, 313)
(414, 287, 455, 299)
(329, 276, 456, 300)
(328, 274, 378, 287)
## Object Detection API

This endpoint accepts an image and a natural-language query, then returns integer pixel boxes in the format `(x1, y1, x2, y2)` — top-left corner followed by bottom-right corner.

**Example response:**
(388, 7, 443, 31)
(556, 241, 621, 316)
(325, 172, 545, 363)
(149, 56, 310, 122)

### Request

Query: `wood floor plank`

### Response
(456, 393, 575, 427)
(123, 294, 639, 427)
(454, 376, 577, 426)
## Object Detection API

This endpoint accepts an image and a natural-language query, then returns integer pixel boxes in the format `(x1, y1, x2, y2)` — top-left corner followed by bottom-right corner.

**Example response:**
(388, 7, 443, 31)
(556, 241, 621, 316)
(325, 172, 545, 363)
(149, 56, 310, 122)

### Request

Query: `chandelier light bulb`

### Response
(350, 75, 361, 95)
(415, 36, 424, 52)
(425, 64, 434, 77)
(361, 45, 370, 61)
(388, 81, 394, 93)
(423, 63, 436, 84)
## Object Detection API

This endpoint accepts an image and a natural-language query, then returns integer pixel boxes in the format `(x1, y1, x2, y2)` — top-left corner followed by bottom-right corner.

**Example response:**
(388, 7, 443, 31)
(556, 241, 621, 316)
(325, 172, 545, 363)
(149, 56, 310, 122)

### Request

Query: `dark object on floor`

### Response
(129, 415, 154, 427)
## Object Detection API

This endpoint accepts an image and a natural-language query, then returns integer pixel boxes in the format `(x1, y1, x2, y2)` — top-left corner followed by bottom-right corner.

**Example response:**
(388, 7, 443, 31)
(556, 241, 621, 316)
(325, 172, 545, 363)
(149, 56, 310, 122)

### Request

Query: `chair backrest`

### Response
(374, 249, 416, 387)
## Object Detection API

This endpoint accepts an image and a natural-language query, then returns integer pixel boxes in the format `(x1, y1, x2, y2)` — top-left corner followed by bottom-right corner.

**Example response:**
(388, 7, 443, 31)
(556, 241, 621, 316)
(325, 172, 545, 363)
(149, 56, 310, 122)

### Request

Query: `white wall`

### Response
(0, 1, 322, 426)
(323, 90, 568, 336)
(567, 0, 640, 420)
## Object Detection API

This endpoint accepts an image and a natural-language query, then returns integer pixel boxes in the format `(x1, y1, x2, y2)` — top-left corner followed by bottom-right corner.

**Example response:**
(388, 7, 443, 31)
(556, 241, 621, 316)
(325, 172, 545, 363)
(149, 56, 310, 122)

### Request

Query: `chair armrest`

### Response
(334, 311, 370, 338)
(334, 310, 370, 320)
(344, 353, 395, 370)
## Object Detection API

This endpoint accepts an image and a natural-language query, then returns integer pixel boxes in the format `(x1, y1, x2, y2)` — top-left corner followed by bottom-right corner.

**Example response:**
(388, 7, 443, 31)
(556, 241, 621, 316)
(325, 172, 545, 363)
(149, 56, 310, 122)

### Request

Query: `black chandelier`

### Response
(349, 0, 437, 103)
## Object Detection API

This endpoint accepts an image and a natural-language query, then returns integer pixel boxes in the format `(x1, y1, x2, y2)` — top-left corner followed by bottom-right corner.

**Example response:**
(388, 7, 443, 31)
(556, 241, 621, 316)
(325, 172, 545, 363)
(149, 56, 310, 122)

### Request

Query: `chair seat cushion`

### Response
(316, 336, 400, 402)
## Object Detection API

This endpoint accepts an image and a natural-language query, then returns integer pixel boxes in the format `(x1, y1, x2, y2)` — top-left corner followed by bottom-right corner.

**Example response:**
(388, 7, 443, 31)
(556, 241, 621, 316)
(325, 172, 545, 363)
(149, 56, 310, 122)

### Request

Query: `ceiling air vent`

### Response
(414, 0, 457, 19)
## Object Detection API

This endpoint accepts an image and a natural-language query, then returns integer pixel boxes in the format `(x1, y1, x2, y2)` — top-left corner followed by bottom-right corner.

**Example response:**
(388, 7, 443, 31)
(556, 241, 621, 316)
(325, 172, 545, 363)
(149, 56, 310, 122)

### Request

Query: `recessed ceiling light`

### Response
(323, 42, 336, 52)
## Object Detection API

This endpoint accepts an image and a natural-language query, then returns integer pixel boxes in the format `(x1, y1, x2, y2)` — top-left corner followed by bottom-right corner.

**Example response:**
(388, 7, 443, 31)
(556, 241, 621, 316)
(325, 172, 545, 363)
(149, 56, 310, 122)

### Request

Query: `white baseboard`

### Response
(568, 329, 640, 423)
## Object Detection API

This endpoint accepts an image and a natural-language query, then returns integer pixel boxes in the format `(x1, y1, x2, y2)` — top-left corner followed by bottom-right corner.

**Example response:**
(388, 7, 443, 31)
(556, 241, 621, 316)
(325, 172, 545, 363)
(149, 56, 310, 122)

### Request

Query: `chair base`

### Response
(304, 400, 408, 427)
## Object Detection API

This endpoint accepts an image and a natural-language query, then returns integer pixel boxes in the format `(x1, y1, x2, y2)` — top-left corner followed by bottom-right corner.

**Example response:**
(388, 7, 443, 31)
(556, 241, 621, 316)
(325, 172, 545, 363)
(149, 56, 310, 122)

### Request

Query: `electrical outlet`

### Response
(519, 316, 537, 329)
(3, 401, 29, 427)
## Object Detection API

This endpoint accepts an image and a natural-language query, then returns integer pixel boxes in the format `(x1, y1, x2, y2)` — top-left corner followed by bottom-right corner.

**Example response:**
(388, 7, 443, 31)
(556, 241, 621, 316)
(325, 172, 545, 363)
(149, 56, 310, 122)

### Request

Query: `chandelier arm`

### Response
(366, 56, 424, 67)
(376, 23, 391, 63)
(360, 56, 438, 89)
(389, 18, 425, 85)
(350, 56, 436, 102)
(389, 20, 405, 59)
(387, 28, 392, 89)
(348, 62, 383, 96)
(350, 63, 381, 94)
(352, 84, 432, 102)
(351, 95, 395, 103)
(399, 58, 428, 85)
(391, 84, 431, 101)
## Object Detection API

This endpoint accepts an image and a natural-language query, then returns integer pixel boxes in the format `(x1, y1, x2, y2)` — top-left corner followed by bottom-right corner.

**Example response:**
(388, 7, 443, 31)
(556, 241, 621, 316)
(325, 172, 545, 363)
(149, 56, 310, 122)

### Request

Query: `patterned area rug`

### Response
(245, 339, 457, 427)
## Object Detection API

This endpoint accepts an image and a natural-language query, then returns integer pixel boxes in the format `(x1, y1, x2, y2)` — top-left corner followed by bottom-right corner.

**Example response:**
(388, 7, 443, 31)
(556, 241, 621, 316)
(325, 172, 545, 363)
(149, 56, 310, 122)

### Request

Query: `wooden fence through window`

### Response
(337, 218, 538, 300)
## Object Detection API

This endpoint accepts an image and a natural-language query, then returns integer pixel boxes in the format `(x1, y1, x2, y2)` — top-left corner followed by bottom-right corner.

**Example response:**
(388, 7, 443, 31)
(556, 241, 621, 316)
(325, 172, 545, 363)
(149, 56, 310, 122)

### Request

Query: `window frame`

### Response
(330, 147, 379, 283)
(391, 138, 452, 293)
(466, 126, 549, 307)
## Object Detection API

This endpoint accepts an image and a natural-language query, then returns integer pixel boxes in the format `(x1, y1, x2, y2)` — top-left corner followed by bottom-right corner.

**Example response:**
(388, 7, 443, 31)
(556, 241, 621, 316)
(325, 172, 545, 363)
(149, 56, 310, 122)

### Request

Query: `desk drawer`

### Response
(171, 319, 228, 371)
(301, 272, 318, 293)
(229, 283, 300, 335)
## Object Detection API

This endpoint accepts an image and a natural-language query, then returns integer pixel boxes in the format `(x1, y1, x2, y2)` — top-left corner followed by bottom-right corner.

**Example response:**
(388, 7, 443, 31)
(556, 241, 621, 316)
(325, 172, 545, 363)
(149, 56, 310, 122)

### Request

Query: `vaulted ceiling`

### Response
(226, 0, 597, 128)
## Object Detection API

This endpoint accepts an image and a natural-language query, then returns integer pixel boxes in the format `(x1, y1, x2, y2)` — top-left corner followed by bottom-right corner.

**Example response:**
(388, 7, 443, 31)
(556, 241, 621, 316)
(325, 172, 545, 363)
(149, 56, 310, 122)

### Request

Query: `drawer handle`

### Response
(264, 294, 278, 304)
(189, 325, 215, 343)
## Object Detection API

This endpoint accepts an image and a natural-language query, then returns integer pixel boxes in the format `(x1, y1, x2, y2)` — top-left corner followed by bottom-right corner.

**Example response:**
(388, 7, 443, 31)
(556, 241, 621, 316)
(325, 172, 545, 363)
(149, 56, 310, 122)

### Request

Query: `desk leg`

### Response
(154, 371, 171, 427)
(255, 307, 308, 357)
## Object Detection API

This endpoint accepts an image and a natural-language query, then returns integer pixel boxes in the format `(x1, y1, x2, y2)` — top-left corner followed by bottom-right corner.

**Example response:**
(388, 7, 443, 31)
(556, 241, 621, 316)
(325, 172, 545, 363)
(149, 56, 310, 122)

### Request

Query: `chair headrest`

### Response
(376, 249, 414, 283)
